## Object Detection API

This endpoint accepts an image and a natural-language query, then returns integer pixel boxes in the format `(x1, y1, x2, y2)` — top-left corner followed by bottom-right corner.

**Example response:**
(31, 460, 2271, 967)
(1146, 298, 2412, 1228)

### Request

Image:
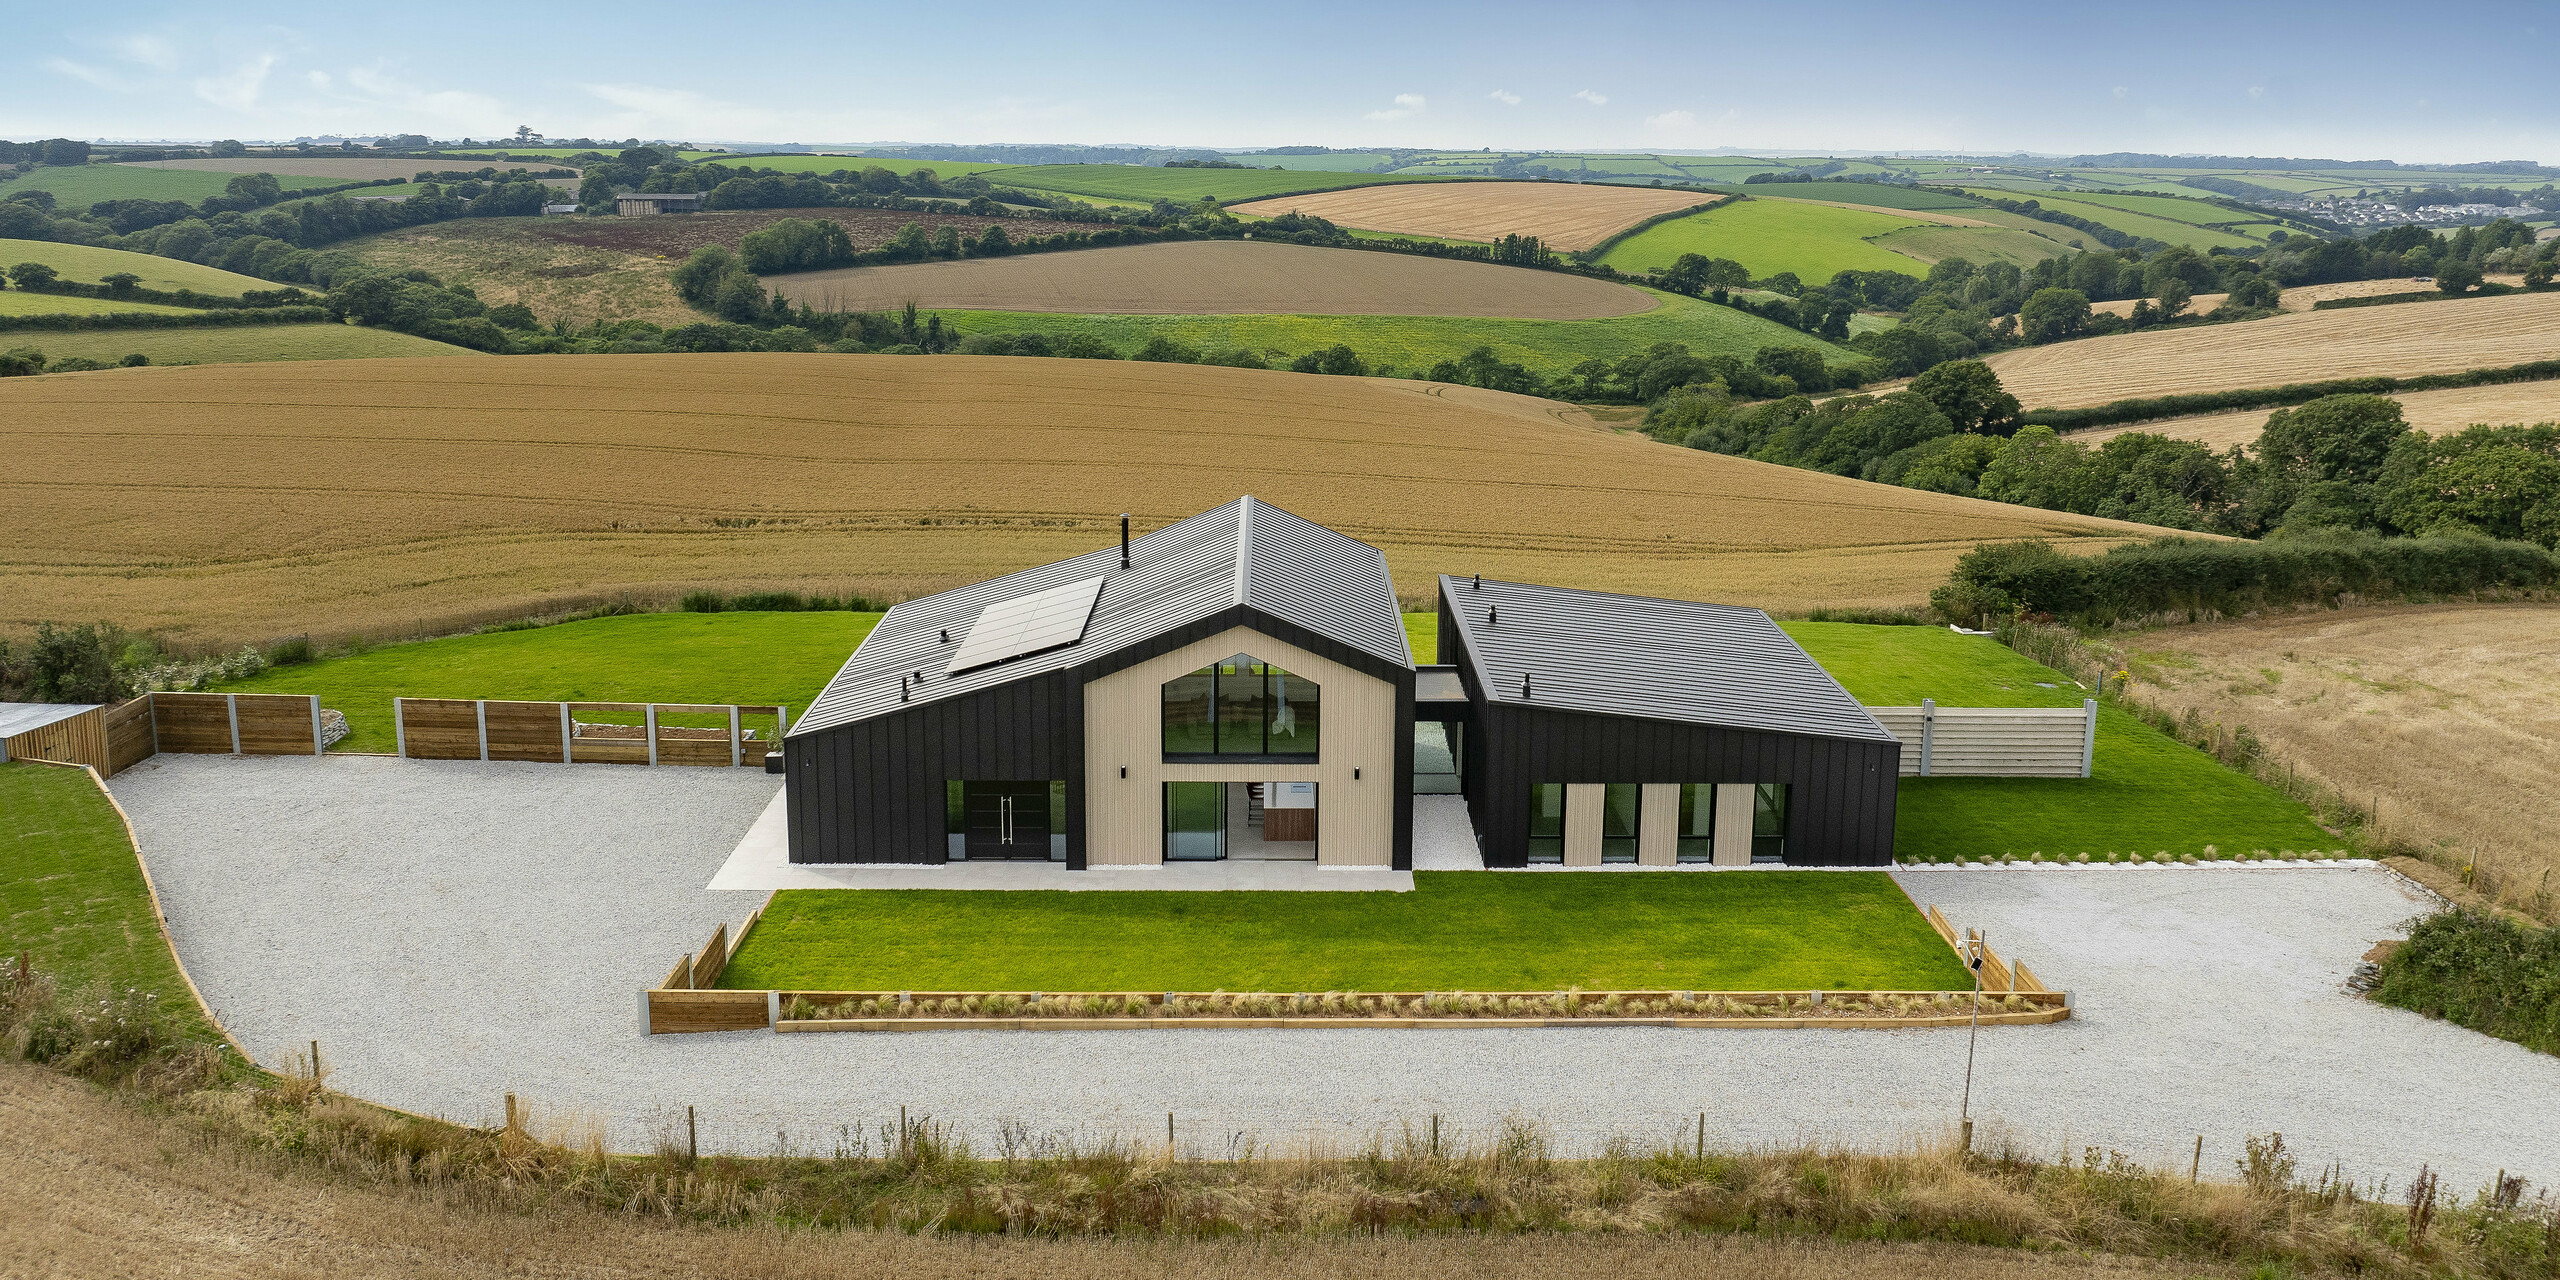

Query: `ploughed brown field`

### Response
(0, 355, 2159, 646)
(1986, 290, 2560, 411)
(2069, 381, 2560, 450)
(1228, 182, 1720, 251)
(770, 240, 1658, 318)
(2106, 603, 2560, 913)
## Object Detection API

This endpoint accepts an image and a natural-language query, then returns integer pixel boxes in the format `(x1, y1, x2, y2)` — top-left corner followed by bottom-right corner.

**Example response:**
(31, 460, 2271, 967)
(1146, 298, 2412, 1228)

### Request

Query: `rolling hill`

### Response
(0, 239, 275, 295)
(0, 354, 2162, 646)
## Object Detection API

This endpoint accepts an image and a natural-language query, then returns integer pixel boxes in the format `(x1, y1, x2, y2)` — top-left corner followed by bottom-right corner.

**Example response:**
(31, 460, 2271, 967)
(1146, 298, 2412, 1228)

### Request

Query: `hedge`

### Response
(2375, 909, 2560, 1056)
(1932, 531, 2560, 626)
(2029, 358, 2560, 432)
(0, 306, 330, 333)
(10, 280, 314, 310)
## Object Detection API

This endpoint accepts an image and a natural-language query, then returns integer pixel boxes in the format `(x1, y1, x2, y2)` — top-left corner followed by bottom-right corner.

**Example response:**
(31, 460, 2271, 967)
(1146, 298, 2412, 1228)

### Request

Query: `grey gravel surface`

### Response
(112, 754, 2560, 1189)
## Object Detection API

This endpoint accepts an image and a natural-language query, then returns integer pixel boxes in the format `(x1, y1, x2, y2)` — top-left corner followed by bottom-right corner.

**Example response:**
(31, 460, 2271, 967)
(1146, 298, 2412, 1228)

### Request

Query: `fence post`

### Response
(1918, 699, 1936, 776)
(394, 697, 407, 758)
(730, 705, 742, 767)
(475, 700, 489, 762)
(308, 695, 323, 756)
(646, 705, 660, 766)
(559, 703, 572, 763)
(147, 692, 160, 756)
(225, 694, 241, 755)
(2081, 699, 2098, 779)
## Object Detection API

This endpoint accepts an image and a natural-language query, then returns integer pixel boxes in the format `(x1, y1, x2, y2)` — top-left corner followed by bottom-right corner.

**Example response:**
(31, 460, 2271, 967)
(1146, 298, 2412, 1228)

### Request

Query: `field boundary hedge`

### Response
(8, 280, 313, 310)
(1931, 533, 2560, 629)
(0, 306, 330, 333)
(1573, 196, 1729, 262)
(2033, 358, 2560, 432)
(2374, 909, 2560, 1055)
(2309, 283, 2537, 311)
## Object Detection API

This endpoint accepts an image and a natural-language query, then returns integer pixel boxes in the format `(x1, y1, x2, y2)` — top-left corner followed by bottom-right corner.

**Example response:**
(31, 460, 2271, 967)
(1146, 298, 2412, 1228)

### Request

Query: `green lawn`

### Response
(722, 872, 1972, 993)
(0, 238, 272, 295)
(7, 324, 481, 369)
(1597, 198, 1937, 281)
(941, 287, 1856, 379)
(1781, 623, 2337, 860)
(995, 164, 1448, 206)
(0, 292, 204, 317)
(213, 610, 883, 753)
(0, 164, 339, 211)
(0, 763, 220, 1043)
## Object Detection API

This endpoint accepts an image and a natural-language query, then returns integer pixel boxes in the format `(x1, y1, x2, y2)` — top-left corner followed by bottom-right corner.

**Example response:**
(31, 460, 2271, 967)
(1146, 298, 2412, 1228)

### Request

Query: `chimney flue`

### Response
(1120, 513, 1131, 569)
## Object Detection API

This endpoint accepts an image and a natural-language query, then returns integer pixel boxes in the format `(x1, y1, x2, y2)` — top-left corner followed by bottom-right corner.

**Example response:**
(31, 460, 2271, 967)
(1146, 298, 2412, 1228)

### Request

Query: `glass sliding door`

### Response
(1164, 781, 1226, 861)
(1752, 782, 1791, 863)
(1676, 783, 1716, 862)
(1600, 783, 1640, 862)
(1526, 783, 1565, 863)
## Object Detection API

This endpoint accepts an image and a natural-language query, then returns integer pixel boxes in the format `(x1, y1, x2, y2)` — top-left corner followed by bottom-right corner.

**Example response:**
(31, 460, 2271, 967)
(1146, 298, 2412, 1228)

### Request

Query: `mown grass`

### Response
(722, 871, 1970, 992)
(0, 165, 339, 211)
(942, 287, 1854, 376)
(0, 237, 273, 294)
(1782, 623, 2337, 860)
(212, 610, 882, 753)
(0, 762, 219, 1044)
(1596, 198, 1936, 280)
(4, 323, 480, 368)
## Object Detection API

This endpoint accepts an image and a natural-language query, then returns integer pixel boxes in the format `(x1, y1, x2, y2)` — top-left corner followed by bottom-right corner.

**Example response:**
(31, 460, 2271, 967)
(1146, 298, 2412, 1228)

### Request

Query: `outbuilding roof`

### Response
(0, 702, 101, 738)
(1438, 575, 1893, 743)
(791, 497, 1409, 737)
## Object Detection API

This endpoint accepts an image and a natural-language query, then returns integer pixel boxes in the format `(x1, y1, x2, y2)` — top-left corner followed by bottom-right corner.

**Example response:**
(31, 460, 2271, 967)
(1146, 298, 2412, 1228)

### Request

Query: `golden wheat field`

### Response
(0, 1063, 2216, 1280)
(1986, 289, 2560, 410)
(2104, 603, 2560, 913)
(2069, 380, 2560, 450)
(0, 355, 2160, 646)
(1228, 182, 1719, 251)
(2089, 276, 2534, 320)
(775, 240, 1657, 318)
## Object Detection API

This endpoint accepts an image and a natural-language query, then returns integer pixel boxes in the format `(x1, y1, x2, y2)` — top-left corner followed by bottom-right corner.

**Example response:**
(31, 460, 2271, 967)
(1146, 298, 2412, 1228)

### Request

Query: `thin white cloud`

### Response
(1645, 109, 1697, 130)
(194, 52, 276, 112)
(2111, 85, 2128, 99)
(46, 57, 127, 91)
(2248, 85, 2267, 99)
(1573, 89, 1608, 106)
(112, 33, 182, 71)
(1365, 92, 1425, 121)
(1488, 88, 1521, 106)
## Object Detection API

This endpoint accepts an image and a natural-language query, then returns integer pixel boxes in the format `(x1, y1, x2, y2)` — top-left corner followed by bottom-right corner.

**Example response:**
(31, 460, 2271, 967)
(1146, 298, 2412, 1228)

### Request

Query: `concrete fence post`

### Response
(2081, 699, 2098, 779)
(394, 697, 406, 758)
(1918, 699, 1935, 777)
(559, 702, 573, 763)
(646, 705, 660, 766)
(225, 694, 241, 755)
(730, 705, 742, 767)
(307, 695, 323, 755)
(475, 700, 489, 761)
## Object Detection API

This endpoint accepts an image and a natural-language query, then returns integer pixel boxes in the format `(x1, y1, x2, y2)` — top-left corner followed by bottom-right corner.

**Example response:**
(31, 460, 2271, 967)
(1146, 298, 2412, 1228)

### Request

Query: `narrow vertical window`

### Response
(1525, 783, 1565, 863)
(1600, 783, 1640, 862)
(1676, 783, 1716, 863)
(1753, 782, 1790, 863)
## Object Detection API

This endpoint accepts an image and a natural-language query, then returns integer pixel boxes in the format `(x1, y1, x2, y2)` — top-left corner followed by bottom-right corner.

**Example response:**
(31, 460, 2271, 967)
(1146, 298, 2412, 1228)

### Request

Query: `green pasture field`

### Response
(1964, 191, 2263, 250)
(1216, 152, 1400, 172)
(1713, 183, 1984, 212)
(1869, 225, 2072, 268)
(437, 147, 720, 162)
(995, 164, 1449, 205)
(0, 238, 273, 294)
(1782, 622, 2335, 861)
(715, 155, 1022, 179)
(721, 871, 1971, 993)
(0, 763, 223, 1045)
(0, 164, 339, 211)
(940, 287, 1857, 379)
(0, 292, 203, 318)
(5, 324, 481, 369)
(1963, 209, 2093, 250)
(2053, 191, 2260, 227)
(1597, 199, 1934, 280)
(213, 610, 882, 753)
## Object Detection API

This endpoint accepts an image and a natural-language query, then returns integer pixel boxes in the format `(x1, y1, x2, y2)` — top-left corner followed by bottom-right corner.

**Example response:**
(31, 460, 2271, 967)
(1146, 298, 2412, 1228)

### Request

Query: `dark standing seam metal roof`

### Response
(1438, 575, 1894, 743)
(790, 497, 1411, 738)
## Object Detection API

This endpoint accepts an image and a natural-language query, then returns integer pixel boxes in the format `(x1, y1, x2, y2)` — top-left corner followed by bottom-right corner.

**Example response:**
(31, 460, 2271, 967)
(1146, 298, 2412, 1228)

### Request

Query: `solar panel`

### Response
(945, 575, 1108, 675)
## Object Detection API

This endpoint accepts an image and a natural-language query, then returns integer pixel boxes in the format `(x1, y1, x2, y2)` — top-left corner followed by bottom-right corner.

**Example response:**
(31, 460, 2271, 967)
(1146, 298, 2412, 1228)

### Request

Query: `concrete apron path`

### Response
(108, 753, 2560, 1191)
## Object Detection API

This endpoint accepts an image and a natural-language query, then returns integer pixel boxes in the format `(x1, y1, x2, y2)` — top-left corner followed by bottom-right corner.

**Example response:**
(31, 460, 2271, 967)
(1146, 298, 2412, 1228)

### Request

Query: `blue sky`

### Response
(7, 2, 2556, 163)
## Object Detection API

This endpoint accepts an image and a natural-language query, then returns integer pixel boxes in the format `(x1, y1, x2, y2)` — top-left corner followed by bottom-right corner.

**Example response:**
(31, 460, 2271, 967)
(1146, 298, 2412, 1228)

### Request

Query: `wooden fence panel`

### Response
(104, 696, 156, 776)
(645, 990, 769, 1034)
(483, 701, 568, 763)
(657, 735, 735, 767)
(571, 737, 652, 765)
(150, 693, 236, 754)
(233, 695, 319, 755)
(3, 706, 108, 772)
(398, 699, 483, 760)
(690, 922, 731, 989)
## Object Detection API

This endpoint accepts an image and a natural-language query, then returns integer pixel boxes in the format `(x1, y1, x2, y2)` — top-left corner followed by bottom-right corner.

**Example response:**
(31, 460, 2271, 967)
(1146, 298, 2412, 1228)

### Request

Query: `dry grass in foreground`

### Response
(2068, 380, 2560, 450)
(2103, 602, 2560, 919)
(1229, 182, 1718, 251)
(774, 239, 1657, 318)
(1985, 289, 2560, 410)
(0, 354, 2158, 647)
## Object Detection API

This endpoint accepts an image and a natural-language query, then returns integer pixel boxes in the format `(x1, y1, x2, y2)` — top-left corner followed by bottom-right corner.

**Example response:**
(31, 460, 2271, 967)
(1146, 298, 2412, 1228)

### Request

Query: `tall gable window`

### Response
(1163, 653, 1319, 760)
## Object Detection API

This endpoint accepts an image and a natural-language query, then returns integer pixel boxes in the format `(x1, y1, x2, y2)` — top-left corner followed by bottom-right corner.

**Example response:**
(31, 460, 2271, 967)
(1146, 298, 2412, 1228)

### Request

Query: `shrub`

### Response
(2375, 909, 2560, 1055)
(265, 635, 314, 666)
(679, 590, 726, 613)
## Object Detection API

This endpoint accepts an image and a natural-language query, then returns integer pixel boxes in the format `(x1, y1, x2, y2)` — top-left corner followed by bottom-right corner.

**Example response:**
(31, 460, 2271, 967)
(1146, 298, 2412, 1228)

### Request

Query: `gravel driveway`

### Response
(112, 754, 2560, 1190)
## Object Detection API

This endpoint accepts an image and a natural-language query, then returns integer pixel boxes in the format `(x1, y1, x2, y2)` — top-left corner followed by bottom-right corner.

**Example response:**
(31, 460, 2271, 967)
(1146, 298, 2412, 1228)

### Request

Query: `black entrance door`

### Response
(963, 781, 1052, 859)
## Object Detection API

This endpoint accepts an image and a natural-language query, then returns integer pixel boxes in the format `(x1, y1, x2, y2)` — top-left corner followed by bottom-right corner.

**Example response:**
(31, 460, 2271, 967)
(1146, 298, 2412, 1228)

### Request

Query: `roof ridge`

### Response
(1233, 494, 1252, 607)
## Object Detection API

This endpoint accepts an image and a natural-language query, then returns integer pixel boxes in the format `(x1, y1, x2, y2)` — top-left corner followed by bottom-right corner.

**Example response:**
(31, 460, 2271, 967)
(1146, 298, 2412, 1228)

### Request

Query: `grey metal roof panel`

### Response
(1438, 575, 1893, 743)
(0, 702, 101, 737)
(791, 497, 1407, 737)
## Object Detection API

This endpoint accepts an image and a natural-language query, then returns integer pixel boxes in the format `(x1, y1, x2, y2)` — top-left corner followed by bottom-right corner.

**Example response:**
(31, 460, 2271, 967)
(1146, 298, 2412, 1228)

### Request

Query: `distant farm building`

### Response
(617, 193, 704, 215)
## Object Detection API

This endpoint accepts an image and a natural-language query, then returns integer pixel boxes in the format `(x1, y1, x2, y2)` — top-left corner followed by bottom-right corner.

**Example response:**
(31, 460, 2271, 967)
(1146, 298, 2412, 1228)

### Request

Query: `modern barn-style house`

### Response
(782, 498, 1899, 870)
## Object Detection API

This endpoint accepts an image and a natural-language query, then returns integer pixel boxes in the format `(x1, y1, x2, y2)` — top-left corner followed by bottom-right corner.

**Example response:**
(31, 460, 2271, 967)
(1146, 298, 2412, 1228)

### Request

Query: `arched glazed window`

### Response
(1162, 653, 1319, 760)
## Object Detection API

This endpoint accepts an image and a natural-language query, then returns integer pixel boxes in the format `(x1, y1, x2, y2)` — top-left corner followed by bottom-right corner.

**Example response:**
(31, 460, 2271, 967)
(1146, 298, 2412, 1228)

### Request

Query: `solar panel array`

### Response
(945, 575, 1107, 675)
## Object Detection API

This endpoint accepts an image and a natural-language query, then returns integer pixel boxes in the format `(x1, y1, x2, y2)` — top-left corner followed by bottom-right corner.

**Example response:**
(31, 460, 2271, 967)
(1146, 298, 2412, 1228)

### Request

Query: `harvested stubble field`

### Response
(1984, 290, 2560, 410)
(343, 209, 1099, 326)
(119, 156, 545, 180)
(2, 324, 480, 368)
(2102, 603, 2560, 915)
(0, 355, 2158, 646)
(771, 240, 1656, 318)
(2068, 381, 2560, 450)
(1227, 181, 1719, 252)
